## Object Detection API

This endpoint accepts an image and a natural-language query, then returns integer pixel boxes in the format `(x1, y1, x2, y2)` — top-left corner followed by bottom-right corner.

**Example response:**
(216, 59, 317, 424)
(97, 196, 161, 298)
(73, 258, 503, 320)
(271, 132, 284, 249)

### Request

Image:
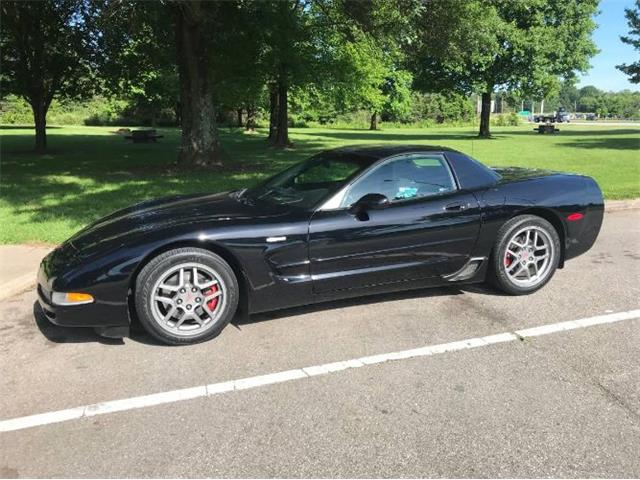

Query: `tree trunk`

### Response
(268, 83, 278, 141)
(479, 90, 492, 138)
(245, 106, 257, 132)
(272, 77, 289, 147)
(236, 108, 243, 128)
(174, 3, 223, 167)
(32, 102, 48, 153)
(369, 111, 378, 130)
(174, 101, 181, 126)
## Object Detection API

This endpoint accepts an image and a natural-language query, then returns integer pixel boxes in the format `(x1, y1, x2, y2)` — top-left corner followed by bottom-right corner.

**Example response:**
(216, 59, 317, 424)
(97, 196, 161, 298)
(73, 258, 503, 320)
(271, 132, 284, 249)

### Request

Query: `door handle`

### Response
(444, 202, 467, 212)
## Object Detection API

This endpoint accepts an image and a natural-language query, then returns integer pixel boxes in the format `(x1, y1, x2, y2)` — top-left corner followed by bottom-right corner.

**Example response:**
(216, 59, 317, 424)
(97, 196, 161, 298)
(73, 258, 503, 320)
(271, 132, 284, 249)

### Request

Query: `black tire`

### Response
(488, 215, 561, 295)
(135, 247, 239, 345)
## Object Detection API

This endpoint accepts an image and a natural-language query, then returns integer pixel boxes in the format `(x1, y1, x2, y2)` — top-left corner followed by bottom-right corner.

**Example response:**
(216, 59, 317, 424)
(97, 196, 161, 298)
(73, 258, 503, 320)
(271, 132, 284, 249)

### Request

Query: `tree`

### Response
(96, 0, 229, 167)
(0, 0, 96, 152)
(558, 78, 580, 111)
(380, 70, 413, 123)
(573, 86, 640, 118)
(314, 0, 419, 130)
(617, 0, 640, 83)
(208, 1, 266, 132)
(96, 1, 178, 126)
(409, 92, 475, 123)
(256, 0, 323, 147)
(411, 0, 598, 138)
(172, 1, 225, 166)
(331, 36, 388, 130)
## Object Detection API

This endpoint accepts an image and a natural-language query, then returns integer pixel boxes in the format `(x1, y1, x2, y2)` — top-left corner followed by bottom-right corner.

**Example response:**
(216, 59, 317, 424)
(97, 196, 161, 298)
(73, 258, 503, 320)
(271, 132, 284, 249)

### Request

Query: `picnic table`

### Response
(534, 123, 559, 134)
(124, 129, 164, 143)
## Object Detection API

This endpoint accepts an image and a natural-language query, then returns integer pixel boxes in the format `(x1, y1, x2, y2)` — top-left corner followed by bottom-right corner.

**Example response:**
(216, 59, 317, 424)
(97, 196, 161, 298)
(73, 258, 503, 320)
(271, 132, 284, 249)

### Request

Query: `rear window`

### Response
(445, 151, 500, 189)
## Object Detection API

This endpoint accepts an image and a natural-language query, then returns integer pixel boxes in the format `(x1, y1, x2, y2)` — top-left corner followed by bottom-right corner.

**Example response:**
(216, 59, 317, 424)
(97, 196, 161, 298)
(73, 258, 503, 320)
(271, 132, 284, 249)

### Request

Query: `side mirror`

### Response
(348, 193, 389, 218)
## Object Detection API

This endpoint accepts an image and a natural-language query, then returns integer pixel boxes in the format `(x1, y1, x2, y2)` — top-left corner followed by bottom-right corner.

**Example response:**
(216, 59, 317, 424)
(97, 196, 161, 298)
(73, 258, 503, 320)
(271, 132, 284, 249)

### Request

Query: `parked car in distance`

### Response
(37, 145, 604, 345)
(556, 108, 571, 123)
(533, 107, 570, 123)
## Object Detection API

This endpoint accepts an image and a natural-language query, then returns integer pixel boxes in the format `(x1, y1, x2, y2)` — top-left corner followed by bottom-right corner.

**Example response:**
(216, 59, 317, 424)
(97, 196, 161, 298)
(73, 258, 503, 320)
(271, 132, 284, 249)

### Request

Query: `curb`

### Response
(605, 199, 640, 212)
(0, 245, 53, 302)
(0, 272, 37, 302)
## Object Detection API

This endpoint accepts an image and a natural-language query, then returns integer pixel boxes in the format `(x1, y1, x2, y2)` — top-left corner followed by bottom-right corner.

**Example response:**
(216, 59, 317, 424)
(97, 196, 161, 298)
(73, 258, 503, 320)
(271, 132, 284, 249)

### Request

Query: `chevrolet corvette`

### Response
(37, 145, 604, 345)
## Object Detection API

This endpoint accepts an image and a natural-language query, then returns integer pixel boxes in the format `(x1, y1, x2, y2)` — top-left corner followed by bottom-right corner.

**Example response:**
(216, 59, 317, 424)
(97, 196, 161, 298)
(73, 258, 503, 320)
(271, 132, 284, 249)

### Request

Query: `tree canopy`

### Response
(1, 0, 608, 158)
(411, 0, 599, 137)
(617, 0, 640, 84)
(0, 0, 97, 151)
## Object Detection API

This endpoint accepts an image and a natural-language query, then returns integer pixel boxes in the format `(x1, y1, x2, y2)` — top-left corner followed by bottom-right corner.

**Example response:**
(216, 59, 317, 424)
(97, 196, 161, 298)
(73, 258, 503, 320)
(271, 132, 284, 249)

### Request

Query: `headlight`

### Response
(51, 292, 94, 306)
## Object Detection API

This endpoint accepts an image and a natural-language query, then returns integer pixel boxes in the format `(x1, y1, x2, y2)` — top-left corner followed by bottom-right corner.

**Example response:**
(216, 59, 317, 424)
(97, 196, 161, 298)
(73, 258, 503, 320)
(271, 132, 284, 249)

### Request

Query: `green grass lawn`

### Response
(1, 124, 638, 244)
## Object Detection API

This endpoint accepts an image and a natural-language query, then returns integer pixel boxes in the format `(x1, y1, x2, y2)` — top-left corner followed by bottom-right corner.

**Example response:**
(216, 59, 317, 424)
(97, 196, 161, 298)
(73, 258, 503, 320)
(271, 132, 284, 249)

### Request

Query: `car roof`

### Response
(329, 144, 463, 160)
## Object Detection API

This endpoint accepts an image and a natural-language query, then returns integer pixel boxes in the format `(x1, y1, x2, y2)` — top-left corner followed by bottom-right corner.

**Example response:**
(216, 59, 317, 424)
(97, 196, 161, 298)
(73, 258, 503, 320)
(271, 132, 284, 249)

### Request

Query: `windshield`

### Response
(241, 151, 375, 209)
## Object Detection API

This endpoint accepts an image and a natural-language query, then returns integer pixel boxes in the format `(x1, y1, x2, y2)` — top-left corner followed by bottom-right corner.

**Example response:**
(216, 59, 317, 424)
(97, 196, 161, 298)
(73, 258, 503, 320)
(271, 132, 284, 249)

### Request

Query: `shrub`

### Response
(492, 113, 521, 127)
(0, 95, 172, 127)
(0, 95, 33, 124)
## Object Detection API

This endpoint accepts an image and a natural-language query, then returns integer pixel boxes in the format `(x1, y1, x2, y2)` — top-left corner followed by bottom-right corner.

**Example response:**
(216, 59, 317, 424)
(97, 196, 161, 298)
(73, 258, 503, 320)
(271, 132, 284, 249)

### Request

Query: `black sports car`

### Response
(37, 145, 604, 345)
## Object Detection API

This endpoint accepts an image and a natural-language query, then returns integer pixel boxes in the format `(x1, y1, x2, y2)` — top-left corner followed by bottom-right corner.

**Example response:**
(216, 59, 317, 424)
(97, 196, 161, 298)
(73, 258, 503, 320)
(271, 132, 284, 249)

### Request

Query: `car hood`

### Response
(65, 191, 286, 255)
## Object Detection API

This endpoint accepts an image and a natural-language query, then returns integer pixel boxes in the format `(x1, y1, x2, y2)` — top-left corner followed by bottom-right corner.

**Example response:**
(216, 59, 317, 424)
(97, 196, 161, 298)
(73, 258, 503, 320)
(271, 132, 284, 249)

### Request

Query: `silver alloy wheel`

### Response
(149, 262, 227, 337)
(503, 226, 555, 288)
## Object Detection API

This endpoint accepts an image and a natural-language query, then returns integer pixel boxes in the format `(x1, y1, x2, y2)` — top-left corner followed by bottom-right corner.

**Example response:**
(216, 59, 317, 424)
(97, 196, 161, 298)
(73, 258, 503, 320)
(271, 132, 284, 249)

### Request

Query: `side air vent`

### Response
(444, 257, 486, 282)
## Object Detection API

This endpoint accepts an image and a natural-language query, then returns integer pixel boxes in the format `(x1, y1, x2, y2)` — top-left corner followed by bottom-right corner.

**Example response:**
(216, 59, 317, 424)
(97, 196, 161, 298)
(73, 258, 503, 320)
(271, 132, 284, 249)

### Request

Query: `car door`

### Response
(308, 153, 481, 293)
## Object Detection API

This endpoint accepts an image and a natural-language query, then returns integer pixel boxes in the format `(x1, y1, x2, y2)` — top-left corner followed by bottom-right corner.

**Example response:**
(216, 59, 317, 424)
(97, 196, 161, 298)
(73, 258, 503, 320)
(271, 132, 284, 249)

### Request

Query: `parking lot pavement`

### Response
(1, 210, 639, 477)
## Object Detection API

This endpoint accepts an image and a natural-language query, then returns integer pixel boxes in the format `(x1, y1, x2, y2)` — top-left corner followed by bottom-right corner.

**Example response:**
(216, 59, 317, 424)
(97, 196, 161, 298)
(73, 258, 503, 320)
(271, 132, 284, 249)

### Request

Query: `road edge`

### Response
(605, 199, 640, 212)
(0, 272, 38, 301)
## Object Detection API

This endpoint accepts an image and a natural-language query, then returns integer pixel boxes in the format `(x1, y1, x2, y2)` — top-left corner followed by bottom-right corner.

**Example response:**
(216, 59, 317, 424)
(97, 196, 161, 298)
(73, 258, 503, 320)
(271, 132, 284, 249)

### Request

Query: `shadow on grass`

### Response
(1, 129, 328, 236)
(560, 137, 640, 150)
(3, 125, 637, 242)
(0, 125, 62, 130)
(302, 127, 640, 143)
(302, 130, 478, 142)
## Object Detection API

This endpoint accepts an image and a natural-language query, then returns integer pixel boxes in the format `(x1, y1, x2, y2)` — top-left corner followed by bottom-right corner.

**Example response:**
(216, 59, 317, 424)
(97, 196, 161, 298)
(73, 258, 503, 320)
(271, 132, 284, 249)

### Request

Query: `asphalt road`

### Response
(1, 210, 639, 478)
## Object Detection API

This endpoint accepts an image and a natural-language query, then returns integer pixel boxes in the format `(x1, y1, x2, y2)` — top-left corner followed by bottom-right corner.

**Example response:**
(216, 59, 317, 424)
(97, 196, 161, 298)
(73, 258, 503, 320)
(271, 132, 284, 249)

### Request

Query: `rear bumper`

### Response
(564, 178, 604, 261)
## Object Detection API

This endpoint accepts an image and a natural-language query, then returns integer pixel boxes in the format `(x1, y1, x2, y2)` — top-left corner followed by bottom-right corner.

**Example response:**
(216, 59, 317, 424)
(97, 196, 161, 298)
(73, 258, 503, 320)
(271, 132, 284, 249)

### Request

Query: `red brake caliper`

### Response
(204, 284, 219, 311)
(504, 253, 513, 267)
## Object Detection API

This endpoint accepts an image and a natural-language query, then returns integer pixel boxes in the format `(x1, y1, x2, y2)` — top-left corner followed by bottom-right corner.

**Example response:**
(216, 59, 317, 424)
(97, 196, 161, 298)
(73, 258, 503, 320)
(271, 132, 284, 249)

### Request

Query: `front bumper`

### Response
(37, 262, 129, 328)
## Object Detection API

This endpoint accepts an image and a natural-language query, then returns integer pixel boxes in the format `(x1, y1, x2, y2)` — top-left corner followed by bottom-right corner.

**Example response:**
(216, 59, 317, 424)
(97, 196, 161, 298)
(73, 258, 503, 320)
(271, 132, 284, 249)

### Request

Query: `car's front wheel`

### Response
(489, 215, 561, 295)
(135, 247, 239, 345)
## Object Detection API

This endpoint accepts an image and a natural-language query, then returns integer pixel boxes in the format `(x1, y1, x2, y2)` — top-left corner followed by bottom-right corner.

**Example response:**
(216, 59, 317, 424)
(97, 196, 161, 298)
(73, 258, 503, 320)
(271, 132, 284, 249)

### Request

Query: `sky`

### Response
(577, 0, 639, 91)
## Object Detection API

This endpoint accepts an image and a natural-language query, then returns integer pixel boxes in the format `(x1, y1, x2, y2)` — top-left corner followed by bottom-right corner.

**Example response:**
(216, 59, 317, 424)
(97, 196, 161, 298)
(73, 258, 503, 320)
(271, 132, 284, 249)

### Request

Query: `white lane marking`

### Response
(234, 369, 307, 390)
(84, 386, 207, 417)
(1, 309, 639, 433)
(0, 407, 85, 433)
(515, 309, 640, 338)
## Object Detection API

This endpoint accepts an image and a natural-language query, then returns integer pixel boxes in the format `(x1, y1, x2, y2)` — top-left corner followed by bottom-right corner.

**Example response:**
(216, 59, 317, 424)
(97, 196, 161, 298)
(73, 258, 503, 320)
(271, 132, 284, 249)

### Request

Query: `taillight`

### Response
(567, 213, 584, 222)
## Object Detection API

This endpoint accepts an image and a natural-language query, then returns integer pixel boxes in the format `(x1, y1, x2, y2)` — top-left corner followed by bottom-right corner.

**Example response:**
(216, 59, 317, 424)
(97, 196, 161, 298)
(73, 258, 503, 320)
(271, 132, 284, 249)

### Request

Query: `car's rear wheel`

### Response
(135, 247, 238, 345)
(489, 215, 561, 295)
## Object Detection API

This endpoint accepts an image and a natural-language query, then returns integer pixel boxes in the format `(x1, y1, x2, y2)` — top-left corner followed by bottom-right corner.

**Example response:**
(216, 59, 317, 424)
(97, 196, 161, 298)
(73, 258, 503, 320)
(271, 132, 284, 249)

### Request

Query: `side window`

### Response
(295, 160, 361, 186)
(340, 154, 456, 207)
